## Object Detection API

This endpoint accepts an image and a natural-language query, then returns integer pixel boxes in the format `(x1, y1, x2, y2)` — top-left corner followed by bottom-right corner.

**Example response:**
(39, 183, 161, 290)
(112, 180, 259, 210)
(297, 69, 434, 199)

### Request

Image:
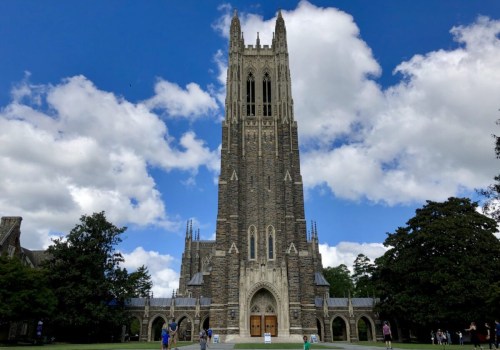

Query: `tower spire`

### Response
(230, 8, 242, 51)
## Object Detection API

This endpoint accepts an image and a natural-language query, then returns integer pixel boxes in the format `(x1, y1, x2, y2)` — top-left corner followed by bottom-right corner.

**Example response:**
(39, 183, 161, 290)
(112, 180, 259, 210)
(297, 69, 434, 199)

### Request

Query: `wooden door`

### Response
(264, 316, 277, 336)
(250, 316, 261, 337)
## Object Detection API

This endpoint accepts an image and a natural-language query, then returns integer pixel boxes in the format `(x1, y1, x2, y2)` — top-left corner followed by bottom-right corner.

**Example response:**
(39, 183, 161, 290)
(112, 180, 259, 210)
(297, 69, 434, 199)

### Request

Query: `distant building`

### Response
(126, 10, 380, 343)
(0, 216, 47, 267)
(0, 216, 48, 342)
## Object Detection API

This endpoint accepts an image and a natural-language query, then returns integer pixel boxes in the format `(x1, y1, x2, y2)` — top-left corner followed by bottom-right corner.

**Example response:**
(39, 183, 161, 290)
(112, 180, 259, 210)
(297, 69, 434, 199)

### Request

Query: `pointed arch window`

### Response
(268, 234, 274, 259)
(249, 225, 257, 260)
(267, 225, 275, 260)
(246, 73, 255, 116)
(263, 73, 272, 116)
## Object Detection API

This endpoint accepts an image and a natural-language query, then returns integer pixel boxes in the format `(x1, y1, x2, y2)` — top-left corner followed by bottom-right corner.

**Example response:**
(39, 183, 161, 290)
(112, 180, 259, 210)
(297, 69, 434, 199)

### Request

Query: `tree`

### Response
(44, 212, 150, 342)
(352, 254, 375, 297)
(323, 264, 354, 297)
(479, 119, 500, 222)
(0, 255, 56, 325)
(127, 266, 153, 298)
(373, 197, 500, 338)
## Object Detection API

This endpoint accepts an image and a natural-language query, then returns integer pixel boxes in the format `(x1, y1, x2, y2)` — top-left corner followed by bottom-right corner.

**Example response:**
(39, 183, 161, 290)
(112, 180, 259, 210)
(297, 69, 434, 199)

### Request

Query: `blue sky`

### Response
(1, 0, 499, 296)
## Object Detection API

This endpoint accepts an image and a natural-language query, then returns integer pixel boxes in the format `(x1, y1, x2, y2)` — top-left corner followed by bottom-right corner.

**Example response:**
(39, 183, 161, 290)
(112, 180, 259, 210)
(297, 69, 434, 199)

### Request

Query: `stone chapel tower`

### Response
(178, 10, 330, 341)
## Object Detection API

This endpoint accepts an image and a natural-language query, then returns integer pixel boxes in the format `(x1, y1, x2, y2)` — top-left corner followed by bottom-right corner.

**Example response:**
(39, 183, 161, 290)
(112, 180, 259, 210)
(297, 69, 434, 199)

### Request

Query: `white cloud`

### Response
(0, 75, 219, 249)
(319, 242, 388, 271)
(145, 79, 218, 120)
(226, 2, 500, 205)
(121, 247, 179, 297)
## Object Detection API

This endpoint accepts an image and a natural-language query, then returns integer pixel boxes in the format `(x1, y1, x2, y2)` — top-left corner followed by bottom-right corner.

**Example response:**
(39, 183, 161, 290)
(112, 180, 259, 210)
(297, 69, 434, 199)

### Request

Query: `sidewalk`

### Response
(177, 342, 389, 350)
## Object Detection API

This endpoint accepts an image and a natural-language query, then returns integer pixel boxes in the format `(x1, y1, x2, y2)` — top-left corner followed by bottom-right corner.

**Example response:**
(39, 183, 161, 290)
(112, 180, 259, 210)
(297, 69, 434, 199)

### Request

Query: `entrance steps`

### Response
(224, 335, 304, 343)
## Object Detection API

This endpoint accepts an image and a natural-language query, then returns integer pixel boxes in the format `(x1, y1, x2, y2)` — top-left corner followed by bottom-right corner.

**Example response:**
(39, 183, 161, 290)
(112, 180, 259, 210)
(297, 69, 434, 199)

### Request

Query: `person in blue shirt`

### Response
(169, 318, 178, 350)
(207, 328, 212, 344)
(161, 323, 170, 350)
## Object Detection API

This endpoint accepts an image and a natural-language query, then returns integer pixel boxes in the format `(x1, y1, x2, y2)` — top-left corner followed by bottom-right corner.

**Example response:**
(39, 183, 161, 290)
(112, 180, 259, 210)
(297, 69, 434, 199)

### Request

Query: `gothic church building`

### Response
(126, 10, 379, 343)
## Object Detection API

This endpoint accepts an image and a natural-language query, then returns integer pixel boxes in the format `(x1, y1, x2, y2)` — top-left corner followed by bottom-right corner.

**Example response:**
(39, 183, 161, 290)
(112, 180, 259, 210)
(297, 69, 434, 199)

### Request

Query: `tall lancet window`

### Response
(246, 73, 255, 116)
(249, 225, 257, 260)
(263, 73, 272, 116)
(267, 225, 275, 260)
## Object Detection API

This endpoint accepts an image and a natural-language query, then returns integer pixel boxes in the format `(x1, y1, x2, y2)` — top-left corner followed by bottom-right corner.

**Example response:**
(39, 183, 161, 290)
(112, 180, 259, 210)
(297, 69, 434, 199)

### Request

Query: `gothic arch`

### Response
(248, 225, 257, 260)
(316, 317, 324, 341)
(246, 282, 282, 306)
(266, 225, 275, 260)
(330, 314, 350, 342)
(177, 314, 194, 341)
(356, 314, 376, 341)
(149, 314, 168, 341)
(202, 254, 212, 273)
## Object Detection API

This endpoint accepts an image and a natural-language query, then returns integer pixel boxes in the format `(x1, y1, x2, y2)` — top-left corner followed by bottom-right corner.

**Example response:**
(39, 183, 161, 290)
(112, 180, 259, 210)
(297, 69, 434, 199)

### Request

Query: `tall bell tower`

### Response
(204, 10, 328, 341)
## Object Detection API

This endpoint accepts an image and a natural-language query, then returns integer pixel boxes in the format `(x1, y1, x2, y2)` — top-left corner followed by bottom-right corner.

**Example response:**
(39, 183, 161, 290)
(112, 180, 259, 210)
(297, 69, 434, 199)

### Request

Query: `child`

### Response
(161, 324, 170, 350)
(199, 329, 207, 350)
(303, 335, 310, 350)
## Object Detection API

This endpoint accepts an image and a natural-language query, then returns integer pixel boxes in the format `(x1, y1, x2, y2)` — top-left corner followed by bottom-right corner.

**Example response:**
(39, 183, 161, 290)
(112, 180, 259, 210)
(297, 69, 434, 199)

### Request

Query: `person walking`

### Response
(199, 329, 207, 350)
(161, 323, 170, 350)
(486, 323, 496, 349)
(383, 321, 393, 350)
(457, 331, 464, 346)
(303, 335, 310, 350)
(466, 322, 483, 350)
(495, 320, 500, 349)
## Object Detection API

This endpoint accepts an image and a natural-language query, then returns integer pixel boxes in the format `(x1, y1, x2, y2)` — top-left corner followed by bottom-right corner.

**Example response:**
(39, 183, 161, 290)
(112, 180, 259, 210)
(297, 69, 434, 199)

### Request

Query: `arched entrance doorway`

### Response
(357, 316, 373, 341)
(249, 289, 277, 337)
(332, 316, 348, 341)
(316, 318, 323, 341)
(151, 316, 166, 341)
(202, 317, 210, 332)
(178, 316, 192, 341)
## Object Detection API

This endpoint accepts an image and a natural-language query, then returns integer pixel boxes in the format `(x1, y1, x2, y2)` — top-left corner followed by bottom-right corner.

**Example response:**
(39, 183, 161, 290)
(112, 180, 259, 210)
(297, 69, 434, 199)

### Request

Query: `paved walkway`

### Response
(176, 343, 391, 350)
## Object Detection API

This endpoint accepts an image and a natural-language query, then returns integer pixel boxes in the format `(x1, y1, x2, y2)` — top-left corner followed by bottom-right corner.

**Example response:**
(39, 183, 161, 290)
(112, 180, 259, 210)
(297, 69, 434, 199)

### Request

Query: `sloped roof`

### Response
(22, 248, 49, 267)
(187, 272, 204, 286)
(125, 298, 146, 307)
(351, 298, 376, 307)
(314, 272, 330, 286)
(150, 298, 172, 307)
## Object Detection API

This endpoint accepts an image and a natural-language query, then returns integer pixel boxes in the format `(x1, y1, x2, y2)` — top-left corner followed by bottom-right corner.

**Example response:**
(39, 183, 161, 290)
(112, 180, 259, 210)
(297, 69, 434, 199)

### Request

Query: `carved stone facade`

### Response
(125, 10, 381, 343)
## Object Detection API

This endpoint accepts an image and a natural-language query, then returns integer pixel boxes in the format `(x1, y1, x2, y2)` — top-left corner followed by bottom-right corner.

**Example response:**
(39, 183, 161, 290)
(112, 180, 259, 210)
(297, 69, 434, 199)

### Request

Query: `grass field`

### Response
(0, 341, 468, 350)
(0, 342, 339, 350)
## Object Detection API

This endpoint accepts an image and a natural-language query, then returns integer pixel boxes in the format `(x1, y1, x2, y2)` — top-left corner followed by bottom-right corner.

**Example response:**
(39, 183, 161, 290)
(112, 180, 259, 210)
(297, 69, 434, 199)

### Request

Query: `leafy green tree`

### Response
(128, 266, 153, 297)
(352, 254, 375, 297)
(478, 119, 500, 317)
(323, 264, 354, 297)
(373, 197, 500, 337)
(479, 119, 500, 222)
(0, 255, 56, 324)
(44, 212, 151, 342)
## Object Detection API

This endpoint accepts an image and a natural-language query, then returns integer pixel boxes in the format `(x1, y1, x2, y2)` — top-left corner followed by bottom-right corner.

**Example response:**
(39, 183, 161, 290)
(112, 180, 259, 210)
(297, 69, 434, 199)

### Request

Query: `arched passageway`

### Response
(202, 317, 210, 332)
(316, 318, 322, 341)
(126, 317, 141, 341)
(332, 317, 348, 341)
(178, 316, 193, 341)
(358, 316, 373, 341)
(151, 316, 165, 341)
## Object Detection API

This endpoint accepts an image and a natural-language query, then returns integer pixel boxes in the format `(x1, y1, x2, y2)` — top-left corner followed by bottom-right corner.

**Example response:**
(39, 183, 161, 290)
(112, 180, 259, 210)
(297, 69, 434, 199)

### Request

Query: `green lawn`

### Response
(0, 342, 341, 350)
(234, 344, 339, 349)
(357, 341, 467, 349)
(0, 341, 192, 350)
(0, 341, 464, 350)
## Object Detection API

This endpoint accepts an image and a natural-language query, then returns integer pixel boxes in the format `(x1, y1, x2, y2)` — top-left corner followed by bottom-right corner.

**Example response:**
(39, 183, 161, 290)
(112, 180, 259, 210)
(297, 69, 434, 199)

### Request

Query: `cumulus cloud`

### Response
(121, 247, 179, 297)
(319, 242, 388, 270)
(219, 2, 500, 205)
(145, 79, 218, 119)
(0, 75, 219, 249)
